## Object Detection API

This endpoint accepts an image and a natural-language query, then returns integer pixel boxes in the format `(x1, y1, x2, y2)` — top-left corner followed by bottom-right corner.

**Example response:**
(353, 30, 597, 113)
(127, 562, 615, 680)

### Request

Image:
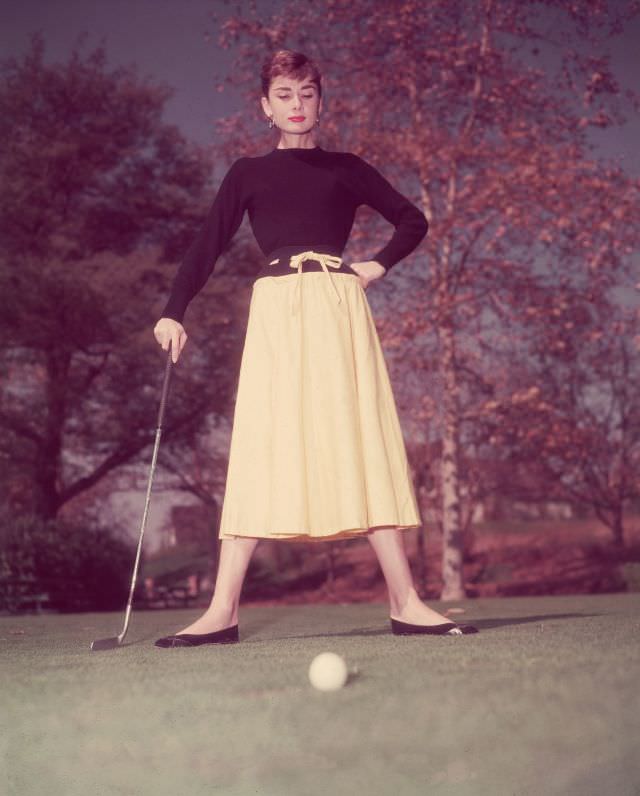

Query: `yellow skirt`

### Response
(218, 269, 422, 542)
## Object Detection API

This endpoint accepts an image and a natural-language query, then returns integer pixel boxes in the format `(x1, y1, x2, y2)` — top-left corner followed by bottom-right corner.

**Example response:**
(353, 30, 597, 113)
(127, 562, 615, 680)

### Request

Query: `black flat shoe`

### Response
(390, 617, 479, 635)
(154, 623, 239, 647)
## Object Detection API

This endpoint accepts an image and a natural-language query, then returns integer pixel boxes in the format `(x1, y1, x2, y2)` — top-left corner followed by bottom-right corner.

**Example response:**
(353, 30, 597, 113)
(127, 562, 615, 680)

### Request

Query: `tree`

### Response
(208, 0, 640, 598)
(0, 33, 252, 521)
(484, 303, 640, 547)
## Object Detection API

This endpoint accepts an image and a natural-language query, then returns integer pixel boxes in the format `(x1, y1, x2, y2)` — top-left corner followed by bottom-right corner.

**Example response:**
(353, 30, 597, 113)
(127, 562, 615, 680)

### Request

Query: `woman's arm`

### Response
(349, 154, 429, 274)
(160, 158, 248, 323)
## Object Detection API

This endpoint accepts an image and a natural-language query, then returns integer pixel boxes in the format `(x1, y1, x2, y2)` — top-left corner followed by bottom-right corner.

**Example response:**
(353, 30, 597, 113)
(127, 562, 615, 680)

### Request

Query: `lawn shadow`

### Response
(103, 610, 606, 647)
(239, 611, 604, 642)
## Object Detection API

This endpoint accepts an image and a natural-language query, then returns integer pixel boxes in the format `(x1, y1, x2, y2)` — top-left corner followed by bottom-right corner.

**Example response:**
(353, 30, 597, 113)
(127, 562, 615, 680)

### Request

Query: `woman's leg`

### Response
(175, 535, 260, 634)
(367, 526, 455, 625)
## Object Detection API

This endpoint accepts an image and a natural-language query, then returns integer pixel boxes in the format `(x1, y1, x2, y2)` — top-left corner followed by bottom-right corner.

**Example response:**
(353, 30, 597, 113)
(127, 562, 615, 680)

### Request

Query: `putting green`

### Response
(2, 594, 639, 795)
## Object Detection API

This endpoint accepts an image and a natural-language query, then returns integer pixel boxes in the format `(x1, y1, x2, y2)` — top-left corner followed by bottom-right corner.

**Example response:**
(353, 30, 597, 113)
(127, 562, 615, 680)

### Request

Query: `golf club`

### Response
(91, 342, 174, 650)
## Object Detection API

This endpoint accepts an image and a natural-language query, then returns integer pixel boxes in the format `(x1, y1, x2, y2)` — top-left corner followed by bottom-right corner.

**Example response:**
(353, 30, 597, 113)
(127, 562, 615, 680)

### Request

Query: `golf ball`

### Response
(308, 652, 348, 691)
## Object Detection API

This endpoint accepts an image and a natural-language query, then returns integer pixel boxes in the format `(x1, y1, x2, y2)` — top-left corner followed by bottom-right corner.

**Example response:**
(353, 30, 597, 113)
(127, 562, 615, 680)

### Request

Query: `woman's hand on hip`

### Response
(154, 318, 188, 363)
(349, 260, 387, 289)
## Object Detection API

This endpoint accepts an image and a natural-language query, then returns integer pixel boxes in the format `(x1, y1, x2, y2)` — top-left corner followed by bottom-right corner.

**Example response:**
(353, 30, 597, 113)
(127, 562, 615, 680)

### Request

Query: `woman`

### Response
(153, 50, 478, 646)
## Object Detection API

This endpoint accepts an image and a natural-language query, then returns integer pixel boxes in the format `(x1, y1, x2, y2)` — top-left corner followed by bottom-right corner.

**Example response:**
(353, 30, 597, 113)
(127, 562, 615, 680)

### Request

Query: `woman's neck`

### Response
(275, 134, 318, 150)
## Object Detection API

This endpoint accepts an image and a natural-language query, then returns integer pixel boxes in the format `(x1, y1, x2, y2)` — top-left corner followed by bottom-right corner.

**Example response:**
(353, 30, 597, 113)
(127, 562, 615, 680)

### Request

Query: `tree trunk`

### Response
(439, 323, 466, 600)
(596, 505, 627, 550)
(611, 507, 626, 549)
(32, 349, 71, 520)
(325, 543, 338, 596)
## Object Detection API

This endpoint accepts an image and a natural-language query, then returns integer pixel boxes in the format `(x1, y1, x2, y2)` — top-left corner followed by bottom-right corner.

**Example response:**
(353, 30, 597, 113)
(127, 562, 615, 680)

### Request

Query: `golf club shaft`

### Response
(117, 343, 174, 642)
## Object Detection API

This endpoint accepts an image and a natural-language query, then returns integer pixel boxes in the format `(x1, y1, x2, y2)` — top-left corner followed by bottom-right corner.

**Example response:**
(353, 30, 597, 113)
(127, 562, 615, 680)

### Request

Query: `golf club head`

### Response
(90, 636, 122, 651)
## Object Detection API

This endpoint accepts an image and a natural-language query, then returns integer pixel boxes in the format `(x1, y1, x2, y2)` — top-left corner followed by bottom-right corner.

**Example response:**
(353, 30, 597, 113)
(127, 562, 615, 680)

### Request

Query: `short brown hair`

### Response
(260, 50, 322, 98)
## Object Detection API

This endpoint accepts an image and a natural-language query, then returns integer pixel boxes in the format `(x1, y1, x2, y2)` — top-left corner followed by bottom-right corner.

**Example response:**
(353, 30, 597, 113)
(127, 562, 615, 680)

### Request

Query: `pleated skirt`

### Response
(218, 267, 422, 542)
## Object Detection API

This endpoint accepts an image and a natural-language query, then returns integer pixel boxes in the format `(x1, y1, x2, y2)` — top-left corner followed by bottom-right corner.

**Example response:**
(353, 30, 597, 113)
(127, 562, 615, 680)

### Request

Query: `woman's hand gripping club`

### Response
(154, 317, 188, 363)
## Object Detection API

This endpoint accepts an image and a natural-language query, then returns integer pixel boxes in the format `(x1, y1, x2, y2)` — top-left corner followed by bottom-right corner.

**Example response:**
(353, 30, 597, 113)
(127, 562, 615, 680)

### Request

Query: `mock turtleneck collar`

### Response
(271, 145, 322, 153)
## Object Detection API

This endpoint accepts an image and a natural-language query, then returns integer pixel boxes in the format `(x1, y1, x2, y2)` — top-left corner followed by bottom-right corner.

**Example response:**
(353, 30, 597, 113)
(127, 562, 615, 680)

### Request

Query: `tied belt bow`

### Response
(270, 250, 343, 314)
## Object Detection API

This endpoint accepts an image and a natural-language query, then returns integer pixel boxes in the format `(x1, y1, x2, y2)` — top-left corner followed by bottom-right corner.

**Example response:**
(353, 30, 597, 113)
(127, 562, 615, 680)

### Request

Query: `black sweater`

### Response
(160, 145, 429, 323)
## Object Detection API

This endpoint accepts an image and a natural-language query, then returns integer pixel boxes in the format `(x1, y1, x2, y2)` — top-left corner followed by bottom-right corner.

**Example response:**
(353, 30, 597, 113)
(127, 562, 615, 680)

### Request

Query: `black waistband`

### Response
(255, 245, 357, 279)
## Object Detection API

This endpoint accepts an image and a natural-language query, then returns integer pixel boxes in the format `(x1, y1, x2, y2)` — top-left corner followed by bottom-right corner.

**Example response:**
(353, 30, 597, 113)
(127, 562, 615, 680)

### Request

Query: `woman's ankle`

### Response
(388, 585, 420, 617)
(204, 599, 238, 626)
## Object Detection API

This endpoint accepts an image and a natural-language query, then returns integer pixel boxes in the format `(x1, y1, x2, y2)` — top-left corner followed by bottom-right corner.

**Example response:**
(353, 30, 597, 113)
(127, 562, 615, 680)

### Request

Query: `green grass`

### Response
(2, 594, 640, 796)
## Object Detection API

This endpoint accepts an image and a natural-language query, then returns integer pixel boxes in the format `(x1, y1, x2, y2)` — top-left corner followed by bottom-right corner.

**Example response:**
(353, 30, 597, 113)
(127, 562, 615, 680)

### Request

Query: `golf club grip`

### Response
(157, 342, 173, 429)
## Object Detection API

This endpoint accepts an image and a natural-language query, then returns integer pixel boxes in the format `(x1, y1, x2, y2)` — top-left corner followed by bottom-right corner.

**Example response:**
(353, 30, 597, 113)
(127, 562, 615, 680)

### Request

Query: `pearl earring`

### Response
(268, 116, 274, 129)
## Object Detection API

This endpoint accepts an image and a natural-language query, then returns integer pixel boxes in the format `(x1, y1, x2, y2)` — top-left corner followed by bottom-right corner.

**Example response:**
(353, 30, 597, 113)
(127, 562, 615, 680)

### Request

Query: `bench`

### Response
(0, 578, 51, 614)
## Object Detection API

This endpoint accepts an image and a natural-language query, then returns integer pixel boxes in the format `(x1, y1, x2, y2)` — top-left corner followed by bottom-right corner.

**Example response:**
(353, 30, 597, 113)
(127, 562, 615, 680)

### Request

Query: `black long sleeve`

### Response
(160, 159, 247, 323)
(346, 154, 429, 271)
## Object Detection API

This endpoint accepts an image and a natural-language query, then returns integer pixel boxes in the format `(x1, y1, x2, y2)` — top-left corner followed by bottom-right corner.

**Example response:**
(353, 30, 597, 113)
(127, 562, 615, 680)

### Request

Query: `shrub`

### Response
(0, 511, 136, 612)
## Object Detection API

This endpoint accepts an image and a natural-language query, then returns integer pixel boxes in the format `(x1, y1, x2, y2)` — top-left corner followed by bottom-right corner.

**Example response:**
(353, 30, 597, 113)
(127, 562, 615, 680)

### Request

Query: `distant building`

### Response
(162, 503, 219, 551)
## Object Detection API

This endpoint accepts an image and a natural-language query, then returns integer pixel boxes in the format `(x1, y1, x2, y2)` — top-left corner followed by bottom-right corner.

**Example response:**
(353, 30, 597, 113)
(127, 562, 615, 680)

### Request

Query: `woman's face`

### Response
(261, 75, 322, 136)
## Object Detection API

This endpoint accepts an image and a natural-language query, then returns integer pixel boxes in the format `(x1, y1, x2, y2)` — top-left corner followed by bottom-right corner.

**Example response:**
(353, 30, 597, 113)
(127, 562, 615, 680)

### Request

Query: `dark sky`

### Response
(1, 0, 250, 144)
(2, 0, 639, 173)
